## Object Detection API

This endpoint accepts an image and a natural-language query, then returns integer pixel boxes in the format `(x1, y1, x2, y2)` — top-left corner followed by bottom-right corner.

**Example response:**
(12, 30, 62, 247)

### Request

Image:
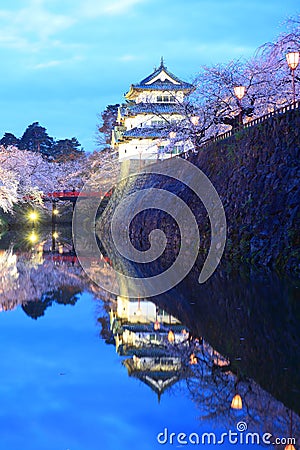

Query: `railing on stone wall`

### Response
(178, 100, 300, 158)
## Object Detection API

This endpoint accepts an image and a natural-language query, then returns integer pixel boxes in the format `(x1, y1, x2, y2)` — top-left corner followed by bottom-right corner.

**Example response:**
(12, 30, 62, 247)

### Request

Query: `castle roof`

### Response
(122, 126, 169, 139)
(123, 358, 181, 399)
(125, 58, 194, 99)
(120, 102, 184, 117)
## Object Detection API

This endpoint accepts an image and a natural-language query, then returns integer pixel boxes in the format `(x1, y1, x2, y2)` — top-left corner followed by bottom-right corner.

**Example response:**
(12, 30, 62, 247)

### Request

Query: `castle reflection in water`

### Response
(0, 228, 299, 448)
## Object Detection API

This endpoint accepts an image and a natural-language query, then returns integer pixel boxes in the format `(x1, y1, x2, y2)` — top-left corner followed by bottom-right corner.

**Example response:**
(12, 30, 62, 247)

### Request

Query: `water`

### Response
(0, 228, 299, 450)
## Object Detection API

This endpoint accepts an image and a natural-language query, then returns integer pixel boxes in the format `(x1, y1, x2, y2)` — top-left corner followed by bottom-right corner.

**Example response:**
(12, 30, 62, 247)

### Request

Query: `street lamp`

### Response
(191, 116, 199, 126)
(168, 330, 175, 343)
(28, 210, 38, 223)
(191, 116, 200, 151)
(169, 131, 177, 157)
(154, 320, 160, 331)
(234, 86, 246, 126)
(231, 393, 243, 410)
(284, 410, 296, 450)
(286, 51, 300, 104)
(28, 230, 38, 244)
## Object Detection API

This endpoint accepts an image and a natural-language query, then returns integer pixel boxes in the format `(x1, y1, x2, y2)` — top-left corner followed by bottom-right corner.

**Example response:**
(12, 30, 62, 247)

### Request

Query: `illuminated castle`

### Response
(112, 58, 195, 162)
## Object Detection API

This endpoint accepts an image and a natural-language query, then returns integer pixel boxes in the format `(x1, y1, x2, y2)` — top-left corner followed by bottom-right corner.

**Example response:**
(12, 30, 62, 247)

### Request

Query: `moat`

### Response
(0, 227, 299, 450)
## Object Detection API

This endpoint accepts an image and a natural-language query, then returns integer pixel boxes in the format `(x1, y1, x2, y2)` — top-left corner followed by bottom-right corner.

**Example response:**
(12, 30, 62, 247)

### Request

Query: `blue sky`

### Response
(0, 0, 298, 151)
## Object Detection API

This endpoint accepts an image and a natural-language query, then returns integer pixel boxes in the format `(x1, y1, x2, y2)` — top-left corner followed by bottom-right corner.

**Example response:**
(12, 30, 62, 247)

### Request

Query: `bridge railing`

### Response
(45, 190, 113, 200)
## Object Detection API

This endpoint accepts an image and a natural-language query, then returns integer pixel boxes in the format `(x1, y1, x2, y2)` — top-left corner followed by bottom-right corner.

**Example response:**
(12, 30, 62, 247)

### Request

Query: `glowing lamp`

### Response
(52, 232, 59, 239)
(191, 116, 199, 126)
(234, 86, 246, 100)
(189, 353, 197, 365)
(53, 208, 59, 215)
(28, 231, 38, 244)
(154, 320, 160, 331)
(168, 330, 175, 343)
(28, 211, 38, 222)
(284, 445, 296, 450)
(286, 52, 300, 70)
(231, 394, 243, 410)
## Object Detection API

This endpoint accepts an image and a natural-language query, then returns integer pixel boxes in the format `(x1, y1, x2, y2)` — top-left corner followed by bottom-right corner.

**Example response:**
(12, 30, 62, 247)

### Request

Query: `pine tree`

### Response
(0, 132, 20, 148)
(19, 122, 54, 156)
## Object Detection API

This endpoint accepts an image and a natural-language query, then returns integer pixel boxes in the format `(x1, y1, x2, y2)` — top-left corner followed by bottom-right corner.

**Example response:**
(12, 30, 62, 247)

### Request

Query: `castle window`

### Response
(157, 95, 177, 103)
(151, 120, 164, 127)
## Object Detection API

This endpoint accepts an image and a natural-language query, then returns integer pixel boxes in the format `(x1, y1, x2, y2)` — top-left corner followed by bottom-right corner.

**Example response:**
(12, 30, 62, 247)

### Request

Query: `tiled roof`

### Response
(123, 323, 187, 333)
(133, 82, 192, 91)
(122, 102, 184, 116)
(133, 60, 193, 91)
(123, 126, 169, 139)
(123, 347, 169, 357)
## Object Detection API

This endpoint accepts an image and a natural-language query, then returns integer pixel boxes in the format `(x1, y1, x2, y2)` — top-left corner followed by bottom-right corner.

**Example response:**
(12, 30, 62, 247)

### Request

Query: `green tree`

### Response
(0, 132, 20, 147)
(52, 137, 84, 161)
(96, 104, 119, 147)
(20, 122, 54, 156)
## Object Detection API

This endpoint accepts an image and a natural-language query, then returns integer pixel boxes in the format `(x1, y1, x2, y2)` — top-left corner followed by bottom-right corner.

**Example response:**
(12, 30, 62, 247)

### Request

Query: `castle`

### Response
(112, 58, 195, 163)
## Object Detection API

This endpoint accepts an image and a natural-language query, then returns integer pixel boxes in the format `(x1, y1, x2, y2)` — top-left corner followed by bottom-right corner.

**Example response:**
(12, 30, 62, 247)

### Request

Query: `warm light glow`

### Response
(234, 86, 246, 100)
(58, 245, 64, 254)
(285, 445, 296, 450)
(191, 116, 199, 126)
(53, 208, 59, 215)
(28, 211, 38, 221)
(52, 231, 59, 239)
(286, 51, 300, 70)
(168, 330, 175, 343)
(28, 231, 38, 243)
(169, 131, 177, 139)
(154, 320, 160, 330)
(231, 394, 243, 410)
(189, 353, 197, 364)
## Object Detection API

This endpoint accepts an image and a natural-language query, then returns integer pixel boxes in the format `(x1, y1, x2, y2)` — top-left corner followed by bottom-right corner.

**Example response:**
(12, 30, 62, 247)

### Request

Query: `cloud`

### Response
(79, 0, 147, 17)
(102, 0, 146, 14)
(0, 1, 75, 52)
(31, 54, 84, 70)
(32, 60, 64, 69)
(118, 54, 140, 62)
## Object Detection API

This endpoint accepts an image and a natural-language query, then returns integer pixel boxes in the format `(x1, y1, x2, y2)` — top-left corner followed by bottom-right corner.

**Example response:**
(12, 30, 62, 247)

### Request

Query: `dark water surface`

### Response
(0, 228, 299, 450)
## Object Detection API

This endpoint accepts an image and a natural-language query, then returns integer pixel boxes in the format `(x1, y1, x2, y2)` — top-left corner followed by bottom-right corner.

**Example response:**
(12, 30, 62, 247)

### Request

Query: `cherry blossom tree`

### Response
(0, 146, 87, 214)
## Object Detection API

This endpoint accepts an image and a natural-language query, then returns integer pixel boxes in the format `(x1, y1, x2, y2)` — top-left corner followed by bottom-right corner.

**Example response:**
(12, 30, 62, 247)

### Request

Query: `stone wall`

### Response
(100, 108, 300, 276)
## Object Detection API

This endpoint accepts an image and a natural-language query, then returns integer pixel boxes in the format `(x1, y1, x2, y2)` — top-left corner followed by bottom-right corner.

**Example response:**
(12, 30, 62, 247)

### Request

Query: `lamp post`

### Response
(284, 410, 296, 450)
(28, 210, 38, 226)
(168, 329, 175, 343)
(234, 86, 246, 126)
(286, 51, 300, 104)
(169, 131, 177, 157)
(231, 393, 243, 410)
(191, 116, 200, 152)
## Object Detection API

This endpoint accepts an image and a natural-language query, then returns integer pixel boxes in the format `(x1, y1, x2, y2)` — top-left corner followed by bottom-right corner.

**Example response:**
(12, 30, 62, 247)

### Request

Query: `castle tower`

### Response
(112, 58, 194, 163)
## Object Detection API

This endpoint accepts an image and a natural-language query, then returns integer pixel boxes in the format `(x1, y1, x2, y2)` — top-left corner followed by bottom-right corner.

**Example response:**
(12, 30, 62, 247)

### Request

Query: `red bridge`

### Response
(45, 189, 113, 202)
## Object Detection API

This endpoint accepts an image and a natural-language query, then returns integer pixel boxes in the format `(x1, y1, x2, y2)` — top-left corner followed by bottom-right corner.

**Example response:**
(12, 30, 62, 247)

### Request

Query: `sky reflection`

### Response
(0, 293, 209, 450)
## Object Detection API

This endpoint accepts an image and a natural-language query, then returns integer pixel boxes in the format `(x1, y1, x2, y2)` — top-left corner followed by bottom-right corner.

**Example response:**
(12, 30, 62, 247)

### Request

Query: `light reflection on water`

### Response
(0, 228, 298, 450)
